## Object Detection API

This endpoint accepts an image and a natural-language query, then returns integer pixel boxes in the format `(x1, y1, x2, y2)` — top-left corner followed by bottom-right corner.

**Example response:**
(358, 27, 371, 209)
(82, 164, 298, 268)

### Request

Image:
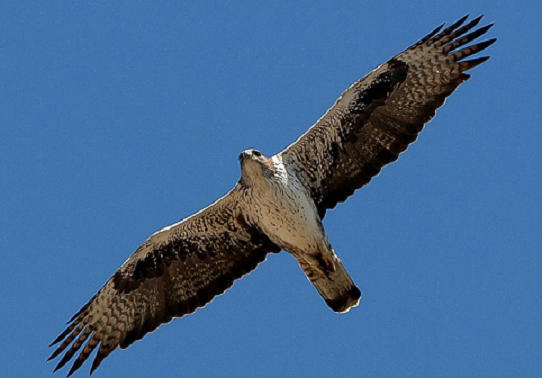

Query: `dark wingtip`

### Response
(89, 356, 103, 376)
(431, 23, 444, 35)
(460, 55, 491, 71)
(49, 327, 71, 347)
(49, 337, 63, 348)
(67, 358, 85, 377)
(478, 22, 495, 35)
(478, 38, 498, 51)
(53, 360, 65, 374)
(48, 340, 70, 363)
(443, 14, 470, 33)
(434, 23, 445, 33)
(47, 350, 59, 362)
(421, 23, 444, 43)
(457, 14, 471, 24)
(466, 14, 484, 30)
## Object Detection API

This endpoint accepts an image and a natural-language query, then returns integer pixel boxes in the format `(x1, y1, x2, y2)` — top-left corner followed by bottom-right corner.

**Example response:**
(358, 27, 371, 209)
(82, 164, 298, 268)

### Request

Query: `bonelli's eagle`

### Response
(49, 15, 495, 376)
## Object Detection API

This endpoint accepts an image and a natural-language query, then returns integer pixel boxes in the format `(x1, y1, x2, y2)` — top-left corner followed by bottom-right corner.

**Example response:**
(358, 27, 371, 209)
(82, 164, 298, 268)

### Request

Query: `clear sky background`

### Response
(2, 1, 541, 377)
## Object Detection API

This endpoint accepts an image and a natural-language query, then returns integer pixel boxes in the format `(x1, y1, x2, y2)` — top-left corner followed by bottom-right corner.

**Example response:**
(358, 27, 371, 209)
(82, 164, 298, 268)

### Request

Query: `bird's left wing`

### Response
(48, 187, 280, 376)
(279, 15, 495, 218)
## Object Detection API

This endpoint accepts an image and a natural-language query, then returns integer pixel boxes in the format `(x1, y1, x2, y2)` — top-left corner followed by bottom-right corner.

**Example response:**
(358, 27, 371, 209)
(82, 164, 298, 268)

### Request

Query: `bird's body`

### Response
(240, 150, 361, 312)
(49, 15, 496, 376)
(243, 153, 323, 255)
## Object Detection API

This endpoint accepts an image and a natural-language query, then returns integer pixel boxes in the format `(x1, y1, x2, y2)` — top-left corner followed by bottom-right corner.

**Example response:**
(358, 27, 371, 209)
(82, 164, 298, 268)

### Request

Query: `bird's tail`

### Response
(296, 251, 361, 313)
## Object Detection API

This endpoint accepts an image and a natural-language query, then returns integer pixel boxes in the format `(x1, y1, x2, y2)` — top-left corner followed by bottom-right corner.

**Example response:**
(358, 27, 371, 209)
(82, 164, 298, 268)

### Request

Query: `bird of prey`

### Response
(49, 15, 495, 376)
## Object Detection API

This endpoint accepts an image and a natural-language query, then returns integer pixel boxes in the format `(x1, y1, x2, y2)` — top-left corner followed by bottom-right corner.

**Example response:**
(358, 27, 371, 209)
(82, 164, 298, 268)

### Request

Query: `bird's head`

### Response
(238, 149, 275, 186)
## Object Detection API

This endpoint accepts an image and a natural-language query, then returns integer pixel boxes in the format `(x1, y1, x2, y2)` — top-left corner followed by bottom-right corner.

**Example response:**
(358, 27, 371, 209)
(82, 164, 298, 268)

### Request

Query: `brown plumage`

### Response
(281, 15, 495, 218)
(49, 190, 280, 375)
(49, 15, 495, 376)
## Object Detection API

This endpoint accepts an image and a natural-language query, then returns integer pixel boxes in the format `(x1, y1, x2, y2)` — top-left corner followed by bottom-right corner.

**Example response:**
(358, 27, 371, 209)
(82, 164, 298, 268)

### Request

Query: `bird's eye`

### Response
(252, 150, 262, 157)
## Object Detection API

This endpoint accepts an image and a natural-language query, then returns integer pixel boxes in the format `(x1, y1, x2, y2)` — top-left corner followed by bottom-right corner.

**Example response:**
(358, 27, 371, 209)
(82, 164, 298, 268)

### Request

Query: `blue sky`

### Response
(2, 1, 541, 377)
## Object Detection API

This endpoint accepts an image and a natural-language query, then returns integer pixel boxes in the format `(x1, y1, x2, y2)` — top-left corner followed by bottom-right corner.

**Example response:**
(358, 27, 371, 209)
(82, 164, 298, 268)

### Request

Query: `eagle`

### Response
(49, 15, 495, 376)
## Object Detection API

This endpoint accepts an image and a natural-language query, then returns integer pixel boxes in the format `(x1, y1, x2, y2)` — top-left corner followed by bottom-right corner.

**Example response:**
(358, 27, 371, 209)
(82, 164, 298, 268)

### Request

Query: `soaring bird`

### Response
(49, 15, 495, 376)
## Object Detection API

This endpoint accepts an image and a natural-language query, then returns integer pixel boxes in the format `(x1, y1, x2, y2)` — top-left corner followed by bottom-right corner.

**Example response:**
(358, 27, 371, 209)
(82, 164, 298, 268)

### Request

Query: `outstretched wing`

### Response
(279, 15, 495, 218)
(48, 187, 280, 376)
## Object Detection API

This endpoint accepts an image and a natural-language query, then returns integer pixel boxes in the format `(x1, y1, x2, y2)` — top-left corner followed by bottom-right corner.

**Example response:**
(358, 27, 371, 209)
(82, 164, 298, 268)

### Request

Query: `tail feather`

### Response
(297, 252, 361, 313)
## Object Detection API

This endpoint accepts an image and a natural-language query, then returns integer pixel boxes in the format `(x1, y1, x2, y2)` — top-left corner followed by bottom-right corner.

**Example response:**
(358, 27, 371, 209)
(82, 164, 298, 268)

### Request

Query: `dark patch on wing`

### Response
(281, 59, 408, 219)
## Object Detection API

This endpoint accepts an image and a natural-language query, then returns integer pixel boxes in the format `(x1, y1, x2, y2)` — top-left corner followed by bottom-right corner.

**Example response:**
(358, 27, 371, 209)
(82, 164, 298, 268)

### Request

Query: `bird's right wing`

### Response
(48, 186, 280, 376)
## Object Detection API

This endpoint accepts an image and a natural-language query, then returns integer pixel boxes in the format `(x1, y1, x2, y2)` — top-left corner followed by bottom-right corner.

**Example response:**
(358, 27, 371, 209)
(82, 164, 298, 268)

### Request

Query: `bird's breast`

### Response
(246, 168, 324, 254)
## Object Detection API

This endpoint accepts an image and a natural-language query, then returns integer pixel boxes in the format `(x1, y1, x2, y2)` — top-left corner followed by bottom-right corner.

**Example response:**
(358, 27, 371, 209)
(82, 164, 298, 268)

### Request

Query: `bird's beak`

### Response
(238, 151, 250, 162)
